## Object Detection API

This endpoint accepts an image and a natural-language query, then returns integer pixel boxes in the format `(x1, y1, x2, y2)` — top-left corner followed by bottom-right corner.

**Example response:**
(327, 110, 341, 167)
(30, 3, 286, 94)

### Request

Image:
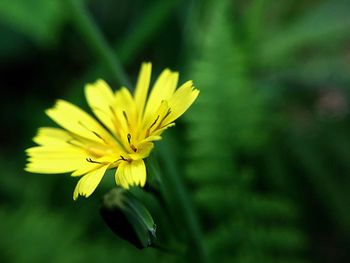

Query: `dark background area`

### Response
(1, 0, 350, 262)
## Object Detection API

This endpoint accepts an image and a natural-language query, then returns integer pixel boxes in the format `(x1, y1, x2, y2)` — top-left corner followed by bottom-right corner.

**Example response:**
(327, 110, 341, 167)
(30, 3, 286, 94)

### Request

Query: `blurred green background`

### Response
(1, 0, 350, 262)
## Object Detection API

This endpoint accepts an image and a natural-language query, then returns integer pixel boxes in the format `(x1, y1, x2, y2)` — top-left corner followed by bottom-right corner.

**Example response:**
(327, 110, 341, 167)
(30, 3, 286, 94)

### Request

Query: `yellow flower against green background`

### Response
(25, 62, 199, 200)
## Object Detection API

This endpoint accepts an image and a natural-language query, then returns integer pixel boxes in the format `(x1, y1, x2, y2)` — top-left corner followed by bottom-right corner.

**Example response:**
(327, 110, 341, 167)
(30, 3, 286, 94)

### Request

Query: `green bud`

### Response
(100, 188, 157, 249)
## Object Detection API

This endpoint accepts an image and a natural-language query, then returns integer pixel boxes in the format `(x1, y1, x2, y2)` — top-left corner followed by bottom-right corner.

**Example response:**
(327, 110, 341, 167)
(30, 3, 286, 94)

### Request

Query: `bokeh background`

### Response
(1, 0, 350, 262)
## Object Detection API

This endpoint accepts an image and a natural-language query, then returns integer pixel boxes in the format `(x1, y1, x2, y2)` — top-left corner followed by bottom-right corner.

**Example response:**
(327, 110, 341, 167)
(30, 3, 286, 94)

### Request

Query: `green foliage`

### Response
(184, 0, 307, 261)
(172, 0, 350, 261)
(116, 0, 179, 65)
(1, 0, 350, 262)
(0, 0, 66, 46)
(258, 0, 350, 67)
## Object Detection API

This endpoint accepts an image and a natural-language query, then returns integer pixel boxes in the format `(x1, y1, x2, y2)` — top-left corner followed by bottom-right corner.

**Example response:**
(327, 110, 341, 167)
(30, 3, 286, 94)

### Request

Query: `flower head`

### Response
(25, 63, 199, 200)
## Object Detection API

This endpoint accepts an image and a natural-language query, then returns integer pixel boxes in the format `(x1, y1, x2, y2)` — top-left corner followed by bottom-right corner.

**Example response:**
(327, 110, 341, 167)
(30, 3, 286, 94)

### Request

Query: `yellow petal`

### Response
(139, 135, 162, 144)
(71, 153, 123, 176)
(114, 162, 129, 189)
(152, 123, 175, 136)
(46, 100, 116, 145)
(25, 158, 84, 174)
(144, 69, 179, 120)
(71, 162, 102, 177)
(25, 161, 82, 174)
(73, 165, 108, 200)
(142, 100, 169, 131)
(25, 145, 89, 174)
(115, 87, 137, 130)
(115, 159, 146, 189)
(162, 81, 199, 124)
(33, 127, 72, 146)
(33, 127, 105, 153)
(134, 62, 152, 116)
(85, 79, 117, 134)
(26, 145, 85, 155)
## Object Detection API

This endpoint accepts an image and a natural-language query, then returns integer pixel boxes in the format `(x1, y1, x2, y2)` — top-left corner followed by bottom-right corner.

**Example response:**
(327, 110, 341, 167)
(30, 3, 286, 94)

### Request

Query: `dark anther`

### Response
(109, 105, 116, 117)
(164, 108, 171, 119)
(93, 131, 103, 140)
(86, 158, 102, 164)
(149, 115, 160, 129)
(122, 111, 128, 121)
(158, 108, 172, 127)
(66, 139, 84, 149)
(127, 134, 137, 152)
(93, 131, 108, 144)
(131, 145, 137, 152)
(78, 121, 88, 130)
(67, 139, 78, 147)
(78, 121, 107, 143)
(120, 155, 126, 161)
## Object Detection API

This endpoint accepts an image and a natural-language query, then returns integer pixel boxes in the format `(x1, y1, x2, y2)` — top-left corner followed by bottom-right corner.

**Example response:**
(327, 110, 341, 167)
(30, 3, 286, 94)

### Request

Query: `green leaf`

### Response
(116, 0, 179, 65)
(258, 0, 350, 67)
(0, 0, 66, 46)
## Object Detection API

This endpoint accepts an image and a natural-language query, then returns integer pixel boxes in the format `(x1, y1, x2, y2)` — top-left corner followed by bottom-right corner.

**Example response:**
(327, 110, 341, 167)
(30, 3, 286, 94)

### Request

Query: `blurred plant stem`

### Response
(64, 0, 131, 87)
(115, 0, 179, 65)
(147, 154, 208, 261)
(156, 143, 208, 262)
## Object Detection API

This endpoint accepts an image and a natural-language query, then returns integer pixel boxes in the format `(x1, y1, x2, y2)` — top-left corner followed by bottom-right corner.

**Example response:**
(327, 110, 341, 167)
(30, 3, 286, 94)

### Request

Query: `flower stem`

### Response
(157, 142, 208, 262)
(64, 0, 131, 87)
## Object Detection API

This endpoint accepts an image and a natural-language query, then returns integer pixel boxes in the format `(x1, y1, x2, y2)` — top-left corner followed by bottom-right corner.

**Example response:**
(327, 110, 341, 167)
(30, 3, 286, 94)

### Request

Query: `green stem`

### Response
(65, 0, 131, 87)
(116, 0, 179, 65)
(157, 142, 208, 262)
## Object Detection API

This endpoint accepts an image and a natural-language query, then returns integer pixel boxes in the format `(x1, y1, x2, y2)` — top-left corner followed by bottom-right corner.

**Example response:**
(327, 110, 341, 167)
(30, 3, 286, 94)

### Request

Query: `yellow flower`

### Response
(25, 63, 199, 200)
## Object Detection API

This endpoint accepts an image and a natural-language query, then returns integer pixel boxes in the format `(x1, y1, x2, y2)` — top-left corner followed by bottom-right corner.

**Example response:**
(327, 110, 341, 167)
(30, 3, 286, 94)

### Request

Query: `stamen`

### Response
(92, 131, 103, 140)
(122, 111, 129, 122)
(86, 158, 102, 164)
(109, 105, 116, 117)
(78, 121, 108, 144)
(66, 139, 83, 148)
(126, 133, 137, 152)
(93, 106, 109, 117)
(163, 108, 172, 120)
(149, 115, 160, 129)
(154, 108, 172, 131)
(78, 121, 88, 130)
(116, 155, 132, 163)
(108, 105, 124, 137)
